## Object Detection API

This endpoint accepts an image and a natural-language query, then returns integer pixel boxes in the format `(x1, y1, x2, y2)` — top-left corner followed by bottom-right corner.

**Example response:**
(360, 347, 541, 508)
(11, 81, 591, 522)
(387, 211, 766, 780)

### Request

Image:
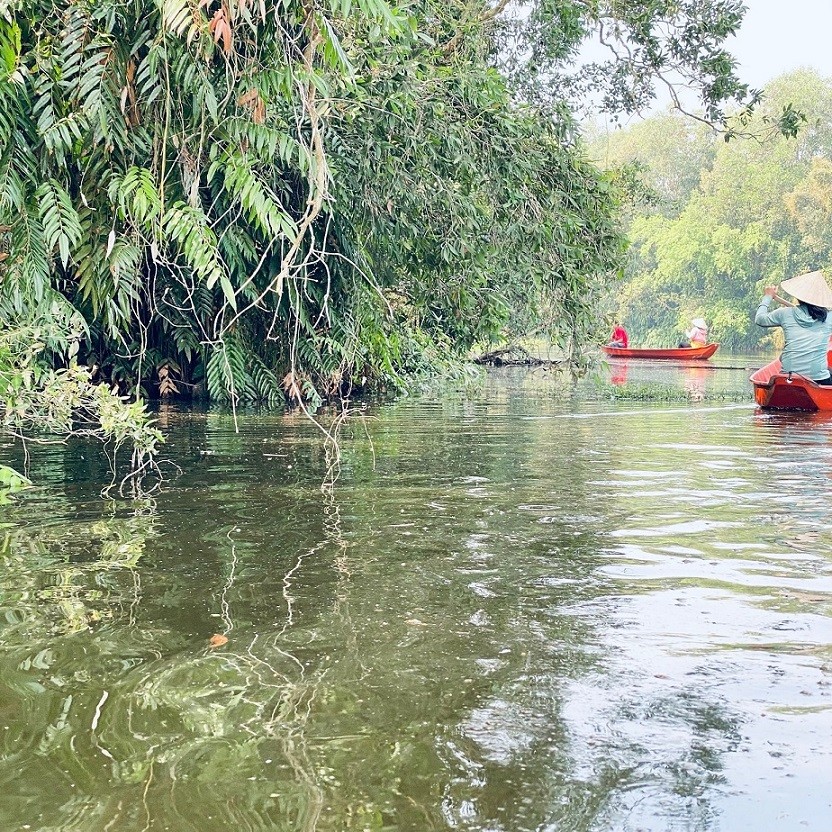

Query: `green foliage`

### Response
(590, 380, 746, 403)
(0, 323, 163, 490)
(584, 113, 717, 219)
(36, 180, 81, 268)
(0, 463, 31, 504)
(589, 70, 832, 350)
(502, 0, 801, 137)
(0, 0, 774, 414)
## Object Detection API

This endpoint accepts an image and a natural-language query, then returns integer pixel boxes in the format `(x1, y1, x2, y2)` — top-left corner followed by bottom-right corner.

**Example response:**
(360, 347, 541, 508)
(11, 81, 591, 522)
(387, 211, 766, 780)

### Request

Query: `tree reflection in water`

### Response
(0, 380, 830, 830)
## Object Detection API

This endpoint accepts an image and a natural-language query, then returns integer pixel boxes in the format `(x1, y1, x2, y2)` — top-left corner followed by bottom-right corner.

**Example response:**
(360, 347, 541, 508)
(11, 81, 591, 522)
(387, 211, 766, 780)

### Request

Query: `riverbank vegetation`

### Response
(587, 69, 832, 350)
(0, 0, 801, 479)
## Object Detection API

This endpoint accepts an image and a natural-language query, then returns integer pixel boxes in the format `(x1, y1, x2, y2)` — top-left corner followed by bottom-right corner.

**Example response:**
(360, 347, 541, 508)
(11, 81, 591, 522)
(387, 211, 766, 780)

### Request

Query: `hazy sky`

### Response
(586, 0, 832, 122)
(729, 0, 832, 89)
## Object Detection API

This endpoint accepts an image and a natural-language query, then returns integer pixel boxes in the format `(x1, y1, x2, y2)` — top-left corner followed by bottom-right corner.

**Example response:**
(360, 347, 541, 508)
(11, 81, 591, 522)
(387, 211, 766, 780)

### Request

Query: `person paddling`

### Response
(755, 270, 832, 384)
(686, 318, 709, 348)
(678, 317, 708, 348)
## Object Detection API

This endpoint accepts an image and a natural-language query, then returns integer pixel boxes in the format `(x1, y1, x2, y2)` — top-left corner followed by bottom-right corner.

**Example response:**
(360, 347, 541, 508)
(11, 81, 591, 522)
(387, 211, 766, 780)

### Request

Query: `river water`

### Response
(1, 355, 831, 831)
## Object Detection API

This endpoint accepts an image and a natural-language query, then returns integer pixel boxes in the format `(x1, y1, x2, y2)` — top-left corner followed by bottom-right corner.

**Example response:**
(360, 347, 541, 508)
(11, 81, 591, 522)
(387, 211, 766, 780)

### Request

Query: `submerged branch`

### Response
(474, 345, 563, 367)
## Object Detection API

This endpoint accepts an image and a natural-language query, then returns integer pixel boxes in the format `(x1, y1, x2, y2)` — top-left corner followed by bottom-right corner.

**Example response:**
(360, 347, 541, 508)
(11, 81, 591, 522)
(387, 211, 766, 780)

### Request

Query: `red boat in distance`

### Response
(602, 343, 719, 360)
(750, 359, 832, 411)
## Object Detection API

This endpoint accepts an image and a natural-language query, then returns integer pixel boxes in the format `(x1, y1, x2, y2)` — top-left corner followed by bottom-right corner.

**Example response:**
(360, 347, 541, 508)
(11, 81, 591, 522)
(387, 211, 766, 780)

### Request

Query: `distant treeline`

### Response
(586, 70, 832, 350)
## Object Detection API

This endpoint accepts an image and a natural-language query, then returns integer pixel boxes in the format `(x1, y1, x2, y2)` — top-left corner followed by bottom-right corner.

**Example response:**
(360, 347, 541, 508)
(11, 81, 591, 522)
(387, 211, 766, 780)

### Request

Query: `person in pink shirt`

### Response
(687, 317, 709, 347)
(679, 317, 708, 348)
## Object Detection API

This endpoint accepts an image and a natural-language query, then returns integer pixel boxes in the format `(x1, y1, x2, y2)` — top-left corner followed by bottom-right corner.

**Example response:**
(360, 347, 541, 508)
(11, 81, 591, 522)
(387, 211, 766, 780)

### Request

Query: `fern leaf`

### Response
(110, 166, 161, 226)
(206, 337, 256, 402)
(210, 152, 296, 241)
(159, 0, 200, 39)
(248, 352, 283, 405)
(36, 180, 81, 267)
(163, 203, 231, 305)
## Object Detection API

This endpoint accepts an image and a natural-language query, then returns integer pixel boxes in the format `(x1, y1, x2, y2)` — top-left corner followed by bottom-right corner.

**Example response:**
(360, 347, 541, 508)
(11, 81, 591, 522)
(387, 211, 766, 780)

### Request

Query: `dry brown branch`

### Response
(480, 0, 512, 23)
(474, 345, 563, 367)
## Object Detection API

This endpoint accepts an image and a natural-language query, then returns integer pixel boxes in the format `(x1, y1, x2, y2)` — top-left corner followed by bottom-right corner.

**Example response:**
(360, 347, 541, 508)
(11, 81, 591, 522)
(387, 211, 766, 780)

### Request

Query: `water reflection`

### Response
(0, 362, 831, 830)
(682, 365, 709, 399)
(609, 360, 628, 386)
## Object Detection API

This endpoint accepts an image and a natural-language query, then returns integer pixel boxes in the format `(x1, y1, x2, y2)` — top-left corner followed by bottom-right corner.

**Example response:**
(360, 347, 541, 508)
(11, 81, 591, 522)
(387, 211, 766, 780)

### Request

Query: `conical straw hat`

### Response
(781, 270, 832, 309)
(691, 317, 707, 328)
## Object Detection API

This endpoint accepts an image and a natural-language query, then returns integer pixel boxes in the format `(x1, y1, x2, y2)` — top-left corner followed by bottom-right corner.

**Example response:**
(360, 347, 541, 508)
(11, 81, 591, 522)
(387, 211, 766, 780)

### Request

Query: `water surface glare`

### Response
(2, 359, 832, 831)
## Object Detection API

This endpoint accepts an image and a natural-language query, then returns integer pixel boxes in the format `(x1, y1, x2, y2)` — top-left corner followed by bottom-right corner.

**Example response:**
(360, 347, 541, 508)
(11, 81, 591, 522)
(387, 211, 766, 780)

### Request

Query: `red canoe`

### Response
(602, 343, 719, 360)
(751, 359, 832, 411)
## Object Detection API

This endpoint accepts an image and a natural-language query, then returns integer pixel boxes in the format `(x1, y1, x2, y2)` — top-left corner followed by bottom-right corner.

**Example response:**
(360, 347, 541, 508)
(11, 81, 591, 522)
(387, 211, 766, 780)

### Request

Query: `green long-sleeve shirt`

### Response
(755, 296, 832, 380)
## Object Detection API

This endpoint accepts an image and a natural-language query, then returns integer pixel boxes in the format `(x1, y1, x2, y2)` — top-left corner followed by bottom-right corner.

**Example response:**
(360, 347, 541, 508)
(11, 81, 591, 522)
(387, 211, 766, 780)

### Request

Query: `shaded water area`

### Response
(2, 354, 832, 831)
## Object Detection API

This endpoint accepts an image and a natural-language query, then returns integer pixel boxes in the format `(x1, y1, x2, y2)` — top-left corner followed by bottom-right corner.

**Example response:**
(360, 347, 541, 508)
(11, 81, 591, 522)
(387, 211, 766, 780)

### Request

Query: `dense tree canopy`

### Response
(588, 70, 832, 350)
(0, 0, 798, 485)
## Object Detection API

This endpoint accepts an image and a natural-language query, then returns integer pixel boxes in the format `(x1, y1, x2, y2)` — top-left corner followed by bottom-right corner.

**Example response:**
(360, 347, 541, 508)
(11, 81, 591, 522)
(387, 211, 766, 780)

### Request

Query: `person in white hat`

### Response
(685, 317, 709, 348)
(755, 270, 832, 383)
